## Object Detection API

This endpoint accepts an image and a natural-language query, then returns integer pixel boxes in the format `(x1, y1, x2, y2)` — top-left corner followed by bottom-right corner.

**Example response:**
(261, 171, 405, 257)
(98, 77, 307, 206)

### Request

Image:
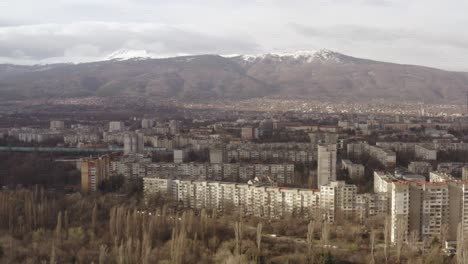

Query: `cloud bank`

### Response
(0, 0, 467, 70)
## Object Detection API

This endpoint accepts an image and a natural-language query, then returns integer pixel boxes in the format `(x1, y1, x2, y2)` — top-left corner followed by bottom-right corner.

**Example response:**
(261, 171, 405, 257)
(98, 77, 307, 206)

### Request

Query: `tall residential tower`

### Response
(317, 144, 337, 187)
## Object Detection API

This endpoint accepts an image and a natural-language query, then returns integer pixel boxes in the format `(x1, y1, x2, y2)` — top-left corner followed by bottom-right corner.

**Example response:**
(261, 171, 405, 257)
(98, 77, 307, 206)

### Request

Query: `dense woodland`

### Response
(0, 153, 79, 189)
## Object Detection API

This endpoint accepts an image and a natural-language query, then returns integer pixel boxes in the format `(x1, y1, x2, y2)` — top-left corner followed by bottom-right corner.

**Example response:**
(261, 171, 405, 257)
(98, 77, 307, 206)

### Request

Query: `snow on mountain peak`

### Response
(103, 49, 345, 64)
(105, 49, 159, 61)
(233, 49, 343, 64)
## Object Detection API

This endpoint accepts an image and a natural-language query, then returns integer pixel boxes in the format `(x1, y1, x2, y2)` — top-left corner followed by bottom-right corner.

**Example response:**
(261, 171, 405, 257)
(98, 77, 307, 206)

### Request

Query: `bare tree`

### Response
(395, 217, 407, 263)
(457, 223, 465, 264)
(92, 203, 98, 237)
(307, 220, 314, 256)
(369, 229, 376, 264)
(407, 230, 419, 252)
(321, 220, 330, 248)
(234, 220, 243, 257)
(256, 222, 262, 261)
(54, 211, 62, 244)
(99, 245, 108, 264)
(383, 216, 390, 264)
(170, 223, 187, 264)
(50, 242, 56, 264)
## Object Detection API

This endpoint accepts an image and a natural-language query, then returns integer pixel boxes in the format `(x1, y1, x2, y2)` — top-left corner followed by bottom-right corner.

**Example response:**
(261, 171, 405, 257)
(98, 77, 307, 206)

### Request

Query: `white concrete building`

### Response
(374, 171, 394, 194)
(319, 181, 357, 222)
(109, 121, 125, 132)
(143, 177, 321, 218)
(141, 119, 155, 129)
(341, 159, 365, 180)
(347, 142, 396, 168)
(173, 149, 187, 164)
(408, 161, 432, 176)
(429, 171, 457, 182)
(50, 120, 65, 130)
(389, 180, 468, 244)
(209, 147, 225, 164)
(415, 144, 437, 161)
(123, 132, 145, 155)
(463, 167, 468, 181)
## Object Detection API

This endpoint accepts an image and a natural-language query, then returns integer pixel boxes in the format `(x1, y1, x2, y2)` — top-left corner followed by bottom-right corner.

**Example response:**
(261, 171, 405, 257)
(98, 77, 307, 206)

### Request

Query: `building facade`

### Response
(317, 144, 337, 187)
(81, 155, 110, 193)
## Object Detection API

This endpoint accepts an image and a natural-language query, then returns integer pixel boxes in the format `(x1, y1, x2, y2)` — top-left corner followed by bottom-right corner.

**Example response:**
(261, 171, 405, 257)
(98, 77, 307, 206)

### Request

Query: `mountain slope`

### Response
(0, 50, 467, 103)
(229, 50, 468, 103)
(0, 55, 275, 101)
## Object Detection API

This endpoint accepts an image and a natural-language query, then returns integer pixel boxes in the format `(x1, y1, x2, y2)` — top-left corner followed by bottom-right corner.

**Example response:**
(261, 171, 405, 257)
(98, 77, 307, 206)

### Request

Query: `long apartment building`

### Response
(112, 160, 295, 185)
(377, 141, 468, 156)
(347, 142, 396, 168)
(144, 177, 320, 218)
(225, 142, 316, 163)
(144, 178, 358, 220)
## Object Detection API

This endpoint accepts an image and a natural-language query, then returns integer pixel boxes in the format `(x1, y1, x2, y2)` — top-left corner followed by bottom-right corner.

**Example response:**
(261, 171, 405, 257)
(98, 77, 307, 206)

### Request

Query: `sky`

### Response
(0, 0, 467, 71)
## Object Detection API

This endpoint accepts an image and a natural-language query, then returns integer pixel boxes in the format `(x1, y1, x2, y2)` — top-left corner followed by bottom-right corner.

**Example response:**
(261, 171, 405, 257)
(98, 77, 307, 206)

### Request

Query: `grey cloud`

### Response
(0, 0, 467, 70)
(291, 24, 468, 50)
(0, 22, 260, 63)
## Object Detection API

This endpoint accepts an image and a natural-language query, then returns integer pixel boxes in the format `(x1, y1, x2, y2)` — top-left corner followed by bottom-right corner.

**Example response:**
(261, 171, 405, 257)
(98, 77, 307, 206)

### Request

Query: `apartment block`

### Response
(81, 155, 110, 193)
(241, 127, 256, 140)
(123, 132, 145, 155)
(390, 182, 410, 243)
(210, 147, 226, 164)
(225, 142, 315, 164)
(347, 142, 396, 168)
(415, 144, 437, 161)
(390, 180, 468, 243)
(50, 120, 65, 130)
(430, 171, 457, 182)
(319, 181, 357, 222)
(110, 154, 151, 178)
(317, 144, 337, 187)
(109, 121, 125, 132)
(408, 161, 432, 176)
(374, 171, 395, 194)
(463, 167, 468, 181)
(119, 161, 295, 186)
(141, 119, 155, 129)
(173, 149, 187, 163)
(356, 193, 389, 218)
(342, 159, 365, 180)
(143, 177, 321, 218)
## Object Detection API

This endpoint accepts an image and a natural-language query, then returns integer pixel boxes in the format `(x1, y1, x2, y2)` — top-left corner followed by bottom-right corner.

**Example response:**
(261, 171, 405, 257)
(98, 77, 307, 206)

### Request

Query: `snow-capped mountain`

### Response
(2, 49, 467, 104)
(104, 49, 349, 64)
(105, 49, 160, 61)
(229, 49, 349, 64)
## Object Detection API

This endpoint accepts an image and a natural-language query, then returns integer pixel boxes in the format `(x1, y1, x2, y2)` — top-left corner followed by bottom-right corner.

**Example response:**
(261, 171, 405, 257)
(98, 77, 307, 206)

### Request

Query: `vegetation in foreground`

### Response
(0, 187, 454, 264)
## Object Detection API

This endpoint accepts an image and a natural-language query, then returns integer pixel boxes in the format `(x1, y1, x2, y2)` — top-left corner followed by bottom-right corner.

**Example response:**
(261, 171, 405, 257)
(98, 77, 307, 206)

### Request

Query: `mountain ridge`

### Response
(0, 50, 467, 104)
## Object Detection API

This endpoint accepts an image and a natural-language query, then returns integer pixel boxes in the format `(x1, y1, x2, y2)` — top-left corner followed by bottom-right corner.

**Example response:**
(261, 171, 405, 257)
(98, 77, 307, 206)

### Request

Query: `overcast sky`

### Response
(0, 0, 467, 70)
